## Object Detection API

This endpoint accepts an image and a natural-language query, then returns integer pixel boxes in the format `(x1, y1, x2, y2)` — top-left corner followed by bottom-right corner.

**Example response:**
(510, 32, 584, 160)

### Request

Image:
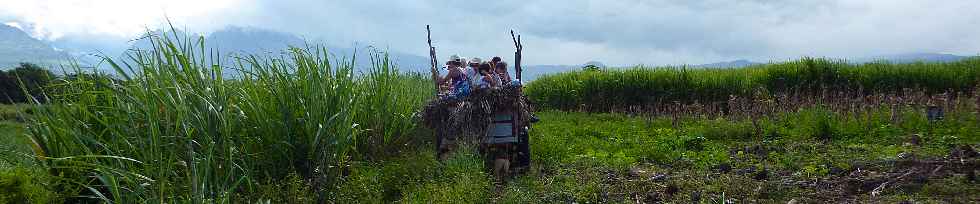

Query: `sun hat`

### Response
(468, 57, 483, 65)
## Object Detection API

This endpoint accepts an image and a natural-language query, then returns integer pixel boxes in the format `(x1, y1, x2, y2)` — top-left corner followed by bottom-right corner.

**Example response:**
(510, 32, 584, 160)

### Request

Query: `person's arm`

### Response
(481, 73, 492, 84)
(489, 69, 501, 87)
(491, 74, 501, 87)
(437, 67, 458, 84)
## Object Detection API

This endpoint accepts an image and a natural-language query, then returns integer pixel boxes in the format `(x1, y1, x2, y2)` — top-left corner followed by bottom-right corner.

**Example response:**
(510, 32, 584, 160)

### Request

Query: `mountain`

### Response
(522, 65, 578, 81)
(693, 59, 761, 68)
(12, 24, 972, 78)
(0, 24, 70, 69)
(207, 26, 304, 54)
(18, 26, 431, 74)
(143, 26, 432, 74)
(688, 53, 971, 69)
(522, 61, 608, 81)
(854, 53, 969, 64)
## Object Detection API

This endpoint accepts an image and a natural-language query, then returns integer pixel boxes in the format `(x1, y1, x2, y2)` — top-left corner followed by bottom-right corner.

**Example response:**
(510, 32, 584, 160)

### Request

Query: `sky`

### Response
(1, 0, 979, 66)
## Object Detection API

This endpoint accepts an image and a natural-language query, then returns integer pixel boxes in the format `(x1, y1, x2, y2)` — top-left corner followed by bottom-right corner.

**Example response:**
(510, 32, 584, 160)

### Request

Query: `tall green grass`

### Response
(526, 57, 980, 111)
(24, 30, 432, 202)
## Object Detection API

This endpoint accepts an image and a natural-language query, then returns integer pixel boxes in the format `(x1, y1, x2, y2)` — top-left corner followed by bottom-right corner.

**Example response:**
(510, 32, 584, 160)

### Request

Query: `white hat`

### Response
(468, 57, 483, 65)
(449, 55, 462, 63)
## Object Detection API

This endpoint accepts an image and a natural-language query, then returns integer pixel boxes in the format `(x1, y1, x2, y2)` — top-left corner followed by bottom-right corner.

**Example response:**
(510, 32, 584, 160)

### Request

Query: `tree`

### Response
(582, 64, 602, 72)
(0, 63, 55, 103)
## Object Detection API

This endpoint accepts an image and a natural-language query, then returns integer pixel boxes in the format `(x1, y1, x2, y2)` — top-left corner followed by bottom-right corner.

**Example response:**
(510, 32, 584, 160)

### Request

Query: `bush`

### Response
(0, 63, 55, 104)
(401, 147, 490, 203)
(251, 173, 314, 203)
(0, 167, 59, 203)
(335, 150, 440, 203)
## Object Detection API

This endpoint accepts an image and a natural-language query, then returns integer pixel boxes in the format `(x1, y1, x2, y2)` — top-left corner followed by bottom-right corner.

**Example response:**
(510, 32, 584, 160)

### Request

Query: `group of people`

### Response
(436, 55, 518, 98)
(429, 54, 537, 179)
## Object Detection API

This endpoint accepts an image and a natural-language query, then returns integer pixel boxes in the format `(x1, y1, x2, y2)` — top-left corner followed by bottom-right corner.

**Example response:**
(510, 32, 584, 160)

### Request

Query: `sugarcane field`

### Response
(1, 1, 979, 203)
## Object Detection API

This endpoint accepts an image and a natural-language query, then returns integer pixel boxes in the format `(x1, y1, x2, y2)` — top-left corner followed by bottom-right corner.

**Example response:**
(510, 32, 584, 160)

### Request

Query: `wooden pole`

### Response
(511, 30, 523, 144)
(427, 25, 444, 158)
(427, 25, 439, 92)
(510, 30, 528, 170)
(511, 30, 523, 81)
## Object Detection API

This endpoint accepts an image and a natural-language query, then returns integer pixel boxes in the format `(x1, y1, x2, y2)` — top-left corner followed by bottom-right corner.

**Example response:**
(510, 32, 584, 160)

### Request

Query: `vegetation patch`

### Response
(0, 29, 976, 202)
(526, 57, 980, 112)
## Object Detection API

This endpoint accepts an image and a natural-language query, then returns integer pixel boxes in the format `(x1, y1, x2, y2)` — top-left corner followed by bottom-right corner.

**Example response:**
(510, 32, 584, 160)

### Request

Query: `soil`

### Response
(604, 145, 977, 203)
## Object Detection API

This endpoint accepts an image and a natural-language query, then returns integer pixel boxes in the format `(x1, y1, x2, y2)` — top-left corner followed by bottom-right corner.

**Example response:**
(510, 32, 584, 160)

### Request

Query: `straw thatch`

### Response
(421, 84, 534, 142)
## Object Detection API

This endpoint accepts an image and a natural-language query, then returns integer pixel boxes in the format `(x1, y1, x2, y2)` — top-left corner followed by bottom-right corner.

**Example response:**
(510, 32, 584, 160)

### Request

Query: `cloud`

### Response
(1, 0, 979, 65)
(0, 0, 242, 39)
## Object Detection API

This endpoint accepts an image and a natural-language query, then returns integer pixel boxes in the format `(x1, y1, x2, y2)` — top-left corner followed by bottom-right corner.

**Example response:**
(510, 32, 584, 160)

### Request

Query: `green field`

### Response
(510, 110, 979, 203)
(0, 120, 28, 167)
(4, 106, 978, 202)
(526, 58, 980, 112)
(0, 104, 32, 167)
(1, 30, 978, 203)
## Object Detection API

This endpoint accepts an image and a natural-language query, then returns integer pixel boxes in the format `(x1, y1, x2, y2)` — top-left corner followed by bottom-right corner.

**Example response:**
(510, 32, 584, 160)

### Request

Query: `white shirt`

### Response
(476, 74, 503, 89)
(464, 68, 481, 84)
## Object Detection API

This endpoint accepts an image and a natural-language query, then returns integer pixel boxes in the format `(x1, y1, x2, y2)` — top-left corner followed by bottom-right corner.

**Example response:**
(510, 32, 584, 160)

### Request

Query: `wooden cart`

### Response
(427, 26, 532, 178)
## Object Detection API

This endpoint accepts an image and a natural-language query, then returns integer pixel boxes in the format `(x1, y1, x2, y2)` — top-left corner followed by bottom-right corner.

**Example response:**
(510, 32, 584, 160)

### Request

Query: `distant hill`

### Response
(519, 53, 976, 81)
(854, 53, 970, 64)
(0, 24, 70, 69)
(689, 54, 973, 69)
(134, 26, 428, 73)
(132, 26, 433, 74)
(523, 61, 607, 81)
(522, 60, 765, 81)
(5, 23, 974, 78)
(693, 59, 761, 68)
(12, 26, 433, 74)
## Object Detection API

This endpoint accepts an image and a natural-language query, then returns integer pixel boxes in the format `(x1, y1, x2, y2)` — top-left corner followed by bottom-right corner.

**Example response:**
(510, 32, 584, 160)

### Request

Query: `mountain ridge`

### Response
(0, 24, 71, 69)
(0, 25, 975, 79)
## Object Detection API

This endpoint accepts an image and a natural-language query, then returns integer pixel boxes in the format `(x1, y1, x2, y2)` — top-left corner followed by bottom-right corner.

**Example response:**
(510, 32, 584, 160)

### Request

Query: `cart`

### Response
(482, 110, 533, 178)
(425, 26, 531, 179)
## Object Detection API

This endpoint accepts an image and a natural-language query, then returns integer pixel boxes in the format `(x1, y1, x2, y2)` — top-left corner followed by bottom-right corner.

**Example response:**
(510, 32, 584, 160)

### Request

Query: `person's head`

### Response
(478, 63, 492, 74)
(495, 62, 508, 73)
(468, 57, 483, 68)
(451, 61, 463, 67)
(448, 55, 463, 67)
(491, 56, 502, 64)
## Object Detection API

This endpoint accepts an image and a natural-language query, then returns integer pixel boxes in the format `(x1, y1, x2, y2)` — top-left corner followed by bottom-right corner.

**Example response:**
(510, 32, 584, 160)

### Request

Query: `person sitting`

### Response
(495, 61, 512, 85)
(476, 62, 501, 90)
(490, 56, 503, 67)
(436, 55, 470, 98)
(465, 58, 483, 87)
